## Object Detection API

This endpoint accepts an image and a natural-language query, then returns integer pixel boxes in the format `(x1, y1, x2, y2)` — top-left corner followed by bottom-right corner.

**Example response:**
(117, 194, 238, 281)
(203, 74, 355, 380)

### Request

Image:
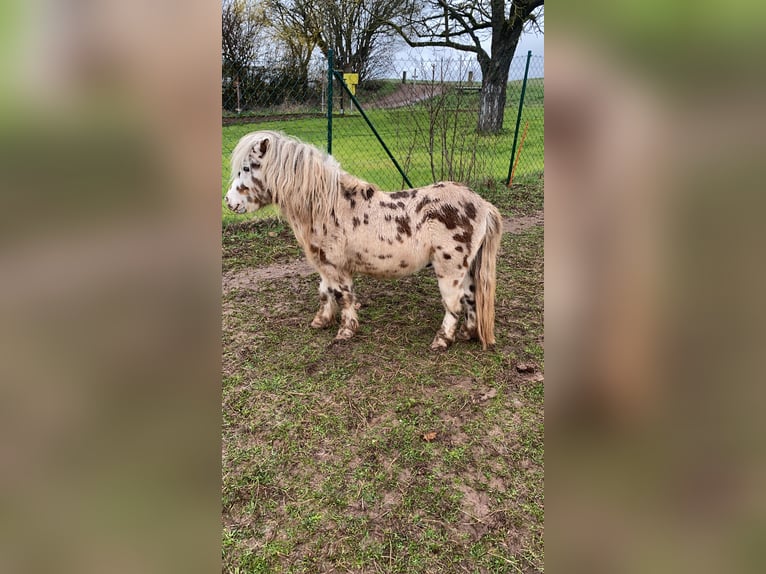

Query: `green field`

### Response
(222, 79, 543, 226)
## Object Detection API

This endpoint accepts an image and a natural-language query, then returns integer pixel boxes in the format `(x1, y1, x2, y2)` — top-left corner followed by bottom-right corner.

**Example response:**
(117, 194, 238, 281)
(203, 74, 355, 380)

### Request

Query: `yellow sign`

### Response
(343, 73, 359, 95)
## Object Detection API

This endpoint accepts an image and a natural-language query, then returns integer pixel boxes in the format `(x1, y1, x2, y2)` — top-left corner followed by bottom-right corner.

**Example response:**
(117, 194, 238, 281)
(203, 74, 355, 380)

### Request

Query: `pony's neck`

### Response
(339, 171, 374, 193)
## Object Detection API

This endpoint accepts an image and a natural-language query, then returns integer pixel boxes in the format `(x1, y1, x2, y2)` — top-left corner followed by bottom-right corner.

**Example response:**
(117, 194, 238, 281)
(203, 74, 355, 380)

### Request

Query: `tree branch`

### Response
(436, 0, 485, 52)
(386, 20, 483, 55)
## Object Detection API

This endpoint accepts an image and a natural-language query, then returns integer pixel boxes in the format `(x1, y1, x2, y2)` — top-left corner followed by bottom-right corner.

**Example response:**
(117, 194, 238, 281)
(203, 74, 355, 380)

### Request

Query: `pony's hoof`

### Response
(311, 316, 333, 329)
(455, 327, 477, 342)
(335, 327, 356, 341)
(429, 338, 451, 352)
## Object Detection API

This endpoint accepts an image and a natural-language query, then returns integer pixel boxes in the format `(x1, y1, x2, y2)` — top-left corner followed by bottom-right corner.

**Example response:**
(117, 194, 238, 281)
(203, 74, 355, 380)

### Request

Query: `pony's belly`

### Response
(347, 239, 430, 278)
(352, 256, 427, 279)
(361, 266, 417, 279)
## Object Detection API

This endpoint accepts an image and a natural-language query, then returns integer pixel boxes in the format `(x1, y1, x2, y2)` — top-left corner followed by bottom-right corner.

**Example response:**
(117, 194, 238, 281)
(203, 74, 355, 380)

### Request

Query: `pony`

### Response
(225, 130, 502, 350)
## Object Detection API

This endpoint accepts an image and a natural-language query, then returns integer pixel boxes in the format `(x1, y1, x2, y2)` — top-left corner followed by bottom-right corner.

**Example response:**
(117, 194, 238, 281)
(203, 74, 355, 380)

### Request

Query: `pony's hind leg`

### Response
(456, 274, 479, 342)
(431, 272, 467, 351)
(311, 277, 337, 329)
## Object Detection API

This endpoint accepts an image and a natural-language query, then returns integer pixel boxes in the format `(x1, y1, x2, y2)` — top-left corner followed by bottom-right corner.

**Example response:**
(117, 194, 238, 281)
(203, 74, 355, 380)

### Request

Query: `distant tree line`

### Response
(222, 0, 543, 133)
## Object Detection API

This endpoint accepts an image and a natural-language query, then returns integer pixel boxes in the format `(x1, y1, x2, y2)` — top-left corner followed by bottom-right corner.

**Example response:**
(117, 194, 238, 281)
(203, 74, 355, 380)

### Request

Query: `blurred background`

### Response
(0, 1, 222, 572)
(2, 0, 766, 572)
(546, 1, 766, 572)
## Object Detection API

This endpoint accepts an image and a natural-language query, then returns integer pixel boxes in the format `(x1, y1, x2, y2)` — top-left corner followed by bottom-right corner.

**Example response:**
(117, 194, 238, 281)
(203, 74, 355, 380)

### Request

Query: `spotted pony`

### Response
(225, 130, 502, 350)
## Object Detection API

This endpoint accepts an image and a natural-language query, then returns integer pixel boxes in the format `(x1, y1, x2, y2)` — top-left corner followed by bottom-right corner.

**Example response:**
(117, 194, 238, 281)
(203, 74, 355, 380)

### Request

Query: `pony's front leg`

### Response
(311, 277, 338, 329)
(333, 276, 359, 341)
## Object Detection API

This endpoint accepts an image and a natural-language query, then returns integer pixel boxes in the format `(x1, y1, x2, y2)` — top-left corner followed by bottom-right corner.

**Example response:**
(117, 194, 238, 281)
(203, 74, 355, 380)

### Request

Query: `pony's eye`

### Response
(243, 166, 250, 172)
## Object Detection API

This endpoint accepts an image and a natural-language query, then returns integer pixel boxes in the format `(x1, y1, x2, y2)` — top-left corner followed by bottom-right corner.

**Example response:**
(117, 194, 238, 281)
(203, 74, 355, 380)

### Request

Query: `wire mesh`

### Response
(222, 52, 544, 197)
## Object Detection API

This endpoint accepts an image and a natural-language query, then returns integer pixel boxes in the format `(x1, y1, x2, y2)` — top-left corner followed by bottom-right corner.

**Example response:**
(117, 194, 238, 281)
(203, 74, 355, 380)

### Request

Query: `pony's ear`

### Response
(251, 138, 269, 158)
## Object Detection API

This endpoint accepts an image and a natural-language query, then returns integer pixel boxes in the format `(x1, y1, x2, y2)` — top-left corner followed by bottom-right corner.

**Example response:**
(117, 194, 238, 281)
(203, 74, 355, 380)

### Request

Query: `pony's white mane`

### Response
(231, 131, 343, 247)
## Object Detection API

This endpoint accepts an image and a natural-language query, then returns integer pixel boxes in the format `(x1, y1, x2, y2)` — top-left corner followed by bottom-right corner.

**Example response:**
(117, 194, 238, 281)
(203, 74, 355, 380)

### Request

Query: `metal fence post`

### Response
(507, 50, 532, 185)
(333, 70, 413, 189)
(327, 49, 334, 155)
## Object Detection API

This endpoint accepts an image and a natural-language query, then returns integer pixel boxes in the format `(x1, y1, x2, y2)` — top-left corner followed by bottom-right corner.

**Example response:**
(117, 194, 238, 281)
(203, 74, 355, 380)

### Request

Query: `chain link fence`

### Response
(222, 52, 543, 196)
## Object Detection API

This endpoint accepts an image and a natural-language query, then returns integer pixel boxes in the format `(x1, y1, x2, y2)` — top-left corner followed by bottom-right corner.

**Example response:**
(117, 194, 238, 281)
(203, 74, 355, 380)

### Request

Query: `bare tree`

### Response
(390, 1, 543, 134)
(267, 0, 408, 80)
(222, 0, 264, 74)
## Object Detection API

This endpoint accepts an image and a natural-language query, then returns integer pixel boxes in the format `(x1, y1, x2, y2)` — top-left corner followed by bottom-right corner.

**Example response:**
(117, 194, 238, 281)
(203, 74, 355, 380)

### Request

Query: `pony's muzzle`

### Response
(225, 198, 246, 214)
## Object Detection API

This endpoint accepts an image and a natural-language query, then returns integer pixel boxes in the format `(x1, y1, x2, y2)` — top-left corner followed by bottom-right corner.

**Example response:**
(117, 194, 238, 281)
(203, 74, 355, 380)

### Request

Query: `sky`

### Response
(390, 9, 545, 81)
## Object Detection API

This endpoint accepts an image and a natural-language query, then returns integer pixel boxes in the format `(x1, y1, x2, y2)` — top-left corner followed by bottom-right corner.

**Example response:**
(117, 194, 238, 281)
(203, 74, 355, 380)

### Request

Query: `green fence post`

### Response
(507, 50, 532, 185)
(327, 49, 334, 155)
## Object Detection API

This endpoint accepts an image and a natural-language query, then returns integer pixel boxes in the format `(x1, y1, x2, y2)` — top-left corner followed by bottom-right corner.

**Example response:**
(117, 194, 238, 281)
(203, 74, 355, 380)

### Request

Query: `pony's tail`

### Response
(474, 205, 502, 350)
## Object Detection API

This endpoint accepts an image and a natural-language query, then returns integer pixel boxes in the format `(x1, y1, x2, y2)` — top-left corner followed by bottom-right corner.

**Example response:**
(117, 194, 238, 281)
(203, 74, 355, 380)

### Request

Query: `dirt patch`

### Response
(503, 211, 544, 234)
(223, 210, 543, 294)
(222, 259, 315, 292)
(457, 483, 494, 539)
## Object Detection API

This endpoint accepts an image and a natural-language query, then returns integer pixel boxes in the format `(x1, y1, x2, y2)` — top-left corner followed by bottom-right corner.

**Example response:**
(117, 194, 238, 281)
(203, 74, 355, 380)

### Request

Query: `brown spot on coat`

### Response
(309, 244, 332, 266)
(399, 261, 408, 268)
(343, 186, 357, 208)
(352, 217, 360, 228)
(455, 245, 464, 252)
(389, 190, 409, 199)
(394, 215, 412, 237)
(365, 187, 375, 200)
(415, 196, 432, 213)
(453, 230, 473, 245)
(379, 200, 403, 210)
(464, 201, 477, 220)
(443, 253, 452, 260)
(425, 204, 461, 229)
(259, 139, 268, 156)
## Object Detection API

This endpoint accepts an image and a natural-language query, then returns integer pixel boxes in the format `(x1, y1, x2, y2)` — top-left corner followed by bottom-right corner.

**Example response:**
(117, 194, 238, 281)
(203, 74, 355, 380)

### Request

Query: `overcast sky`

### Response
(390, 10, 545, 80)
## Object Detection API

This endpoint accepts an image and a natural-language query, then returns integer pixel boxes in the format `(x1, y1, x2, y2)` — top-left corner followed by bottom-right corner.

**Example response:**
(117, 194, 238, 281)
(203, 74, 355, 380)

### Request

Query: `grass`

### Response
(221, 178, 544, 572)
(222, 79, 544, 226)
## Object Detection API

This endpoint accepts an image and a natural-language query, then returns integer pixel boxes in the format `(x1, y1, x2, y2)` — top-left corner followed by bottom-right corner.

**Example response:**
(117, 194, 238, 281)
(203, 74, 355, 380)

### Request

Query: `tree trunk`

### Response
(477, 24, 522, 134)
(477, 74, 508, 134)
